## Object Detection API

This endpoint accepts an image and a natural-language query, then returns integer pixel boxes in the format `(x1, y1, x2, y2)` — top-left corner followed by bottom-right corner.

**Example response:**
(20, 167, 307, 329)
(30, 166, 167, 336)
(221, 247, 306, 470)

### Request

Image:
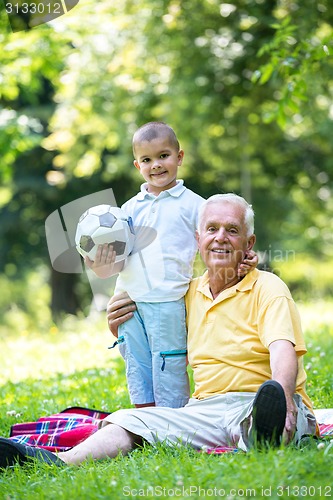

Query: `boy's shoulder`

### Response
(121, 191, 141, 211)
(181, 185, 205, 204)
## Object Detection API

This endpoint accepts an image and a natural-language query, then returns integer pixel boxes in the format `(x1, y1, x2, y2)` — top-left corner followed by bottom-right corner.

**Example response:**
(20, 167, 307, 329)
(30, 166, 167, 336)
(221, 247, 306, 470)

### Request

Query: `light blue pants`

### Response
(118, 299, 190, 407)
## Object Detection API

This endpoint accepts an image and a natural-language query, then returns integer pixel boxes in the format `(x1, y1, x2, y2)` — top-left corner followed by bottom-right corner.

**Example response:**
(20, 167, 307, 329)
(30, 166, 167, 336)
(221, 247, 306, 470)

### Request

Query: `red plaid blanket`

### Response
(8, 407, 333, 454)
(9, 407, 110, 452)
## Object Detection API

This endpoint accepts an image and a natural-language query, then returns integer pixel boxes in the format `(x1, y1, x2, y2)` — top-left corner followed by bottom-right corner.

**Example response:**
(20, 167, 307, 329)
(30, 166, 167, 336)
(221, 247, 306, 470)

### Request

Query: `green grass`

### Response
(1, 301, 333, 499)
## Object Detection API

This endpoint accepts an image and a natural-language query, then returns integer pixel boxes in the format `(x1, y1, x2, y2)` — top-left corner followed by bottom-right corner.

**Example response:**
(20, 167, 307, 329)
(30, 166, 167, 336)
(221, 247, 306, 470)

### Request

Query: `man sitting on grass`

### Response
(0, 194, 317, 468)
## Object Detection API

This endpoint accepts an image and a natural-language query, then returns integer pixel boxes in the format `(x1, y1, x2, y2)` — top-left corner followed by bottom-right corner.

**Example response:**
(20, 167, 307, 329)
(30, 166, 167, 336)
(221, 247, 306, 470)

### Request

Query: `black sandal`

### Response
(0, 437, 66, 468)
(252, 380, 287, 447)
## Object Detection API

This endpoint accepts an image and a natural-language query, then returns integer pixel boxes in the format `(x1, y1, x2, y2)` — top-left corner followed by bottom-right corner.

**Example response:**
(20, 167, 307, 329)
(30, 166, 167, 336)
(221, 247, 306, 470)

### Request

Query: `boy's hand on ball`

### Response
(85, 244, 124, 278)
(96, 243, 116, 266)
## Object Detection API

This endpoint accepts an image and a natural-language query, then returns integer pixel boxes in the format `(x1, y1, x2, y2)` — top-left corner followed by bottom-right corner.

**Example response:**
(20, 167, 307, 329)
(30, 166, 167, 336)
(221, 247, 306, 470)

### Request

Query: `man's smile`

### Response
(211, 248, 231, 254)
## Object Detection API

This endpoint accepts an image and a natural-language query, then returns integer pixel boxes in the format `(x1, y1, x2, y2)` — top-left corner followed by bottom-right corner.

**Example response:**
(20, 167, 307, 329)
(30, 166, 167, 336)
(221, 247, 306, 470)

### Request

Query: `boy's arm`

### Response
(238, 249, 258, 277)
(85, 243, 125, 279)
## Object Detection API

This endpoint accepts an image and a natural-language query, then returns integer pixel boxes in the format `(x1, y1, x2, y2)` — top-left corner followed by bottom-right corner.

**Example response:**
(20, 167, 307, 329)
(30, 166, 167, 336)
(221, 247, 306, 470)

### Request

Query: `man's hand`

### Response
(107, 292, 136, 338)
(283, 402, 298, 445)
(238, 250, 258, 277)
(85, 243, 124, 279)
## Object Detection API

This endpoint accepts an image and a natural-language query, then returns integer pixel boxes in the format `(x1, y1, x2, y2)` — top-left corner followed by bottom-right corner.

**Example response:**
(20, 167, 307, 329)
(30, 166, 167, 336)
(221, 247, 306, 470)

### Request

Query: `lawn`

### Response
(0, 301, 333, 499)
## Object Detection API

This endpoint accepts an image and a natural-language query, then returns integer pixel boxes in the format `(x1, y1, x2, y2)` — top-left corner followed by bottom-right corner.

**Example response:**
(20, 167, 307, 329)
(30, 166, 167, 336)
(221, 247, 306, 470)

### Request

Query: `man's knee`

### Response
(103, 423, 143, 454)
(125, 428, 144, 450)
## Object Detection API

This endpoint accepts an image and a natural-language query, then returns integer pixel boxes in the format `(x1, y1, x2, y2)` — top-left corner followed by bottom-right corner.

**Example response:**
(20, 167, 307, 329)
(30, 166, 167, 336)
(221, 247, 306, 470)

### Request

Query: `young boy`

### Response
(87, 122, 255, 409)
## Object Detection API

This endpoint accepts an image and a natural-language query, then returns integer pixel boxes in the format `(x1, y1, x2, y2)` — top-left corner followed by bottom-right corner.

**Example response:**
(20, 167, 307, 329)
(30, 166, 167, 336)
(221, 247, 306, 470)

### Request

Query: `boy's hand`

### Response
(238, 250, 258, 277)
(85, 243, 124, 279)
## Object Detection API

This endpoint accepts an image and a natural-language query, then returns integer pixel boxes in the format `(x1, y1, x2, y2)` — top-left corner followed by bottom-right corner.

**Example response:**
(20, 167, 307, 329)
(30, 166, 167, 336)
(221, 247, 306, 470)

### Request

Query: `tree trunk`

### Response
(50, 269, 80, 320)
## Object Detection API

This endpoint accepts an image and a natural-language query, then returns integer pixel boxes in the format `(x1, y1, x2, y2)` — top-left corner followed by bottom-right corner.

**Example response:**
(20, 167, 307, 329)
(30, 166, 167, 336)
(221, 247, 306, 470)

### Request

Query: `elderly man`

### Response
(0, 194, 317, 467)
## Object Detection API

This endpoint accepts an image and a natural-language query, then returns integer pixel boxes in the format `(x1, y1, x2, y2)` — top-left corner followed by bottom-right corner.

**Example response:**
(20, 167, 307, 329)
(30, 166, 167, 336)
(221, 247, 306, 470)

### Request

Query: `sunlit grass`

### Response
(298, 298, 333, 332)
(0, 312, 116, 385)
(0, 301, 332, 498)
(1, 299, 332, 385)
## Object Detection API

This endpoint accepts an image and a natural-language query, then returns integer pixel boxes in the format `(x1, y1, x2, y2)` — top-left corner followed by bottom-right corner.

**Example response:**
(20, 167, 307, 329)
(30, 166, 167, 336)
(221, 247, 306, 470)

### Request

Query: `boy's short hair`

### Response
(132, 122, 180, 155)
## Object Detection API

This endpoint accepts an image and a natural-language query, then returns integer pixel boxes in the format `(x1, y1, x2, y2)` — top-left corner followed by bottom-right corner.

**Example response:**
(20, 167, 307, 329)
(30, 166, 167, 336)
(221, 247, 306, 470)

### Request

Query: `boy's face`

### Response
(133, 136, 184, 195)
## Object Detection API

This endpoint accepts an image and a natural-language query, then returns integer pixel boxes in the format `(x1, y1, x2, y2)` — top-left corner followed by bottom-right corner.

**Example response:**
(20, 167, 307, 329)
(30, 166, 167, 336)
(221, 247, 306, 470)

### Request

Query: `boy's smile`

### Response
(134, 137, 184, 195)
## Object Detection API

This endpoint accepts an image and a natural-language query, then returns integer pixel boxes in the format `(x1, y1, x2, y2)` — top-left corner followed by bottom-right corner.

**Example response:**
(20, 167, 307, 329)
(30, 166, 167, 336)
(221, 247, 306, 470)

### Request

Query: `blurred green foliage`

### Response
(0, 269, 51, 331)
(273, 254, 333, 300)
(0, 0, 332, 322)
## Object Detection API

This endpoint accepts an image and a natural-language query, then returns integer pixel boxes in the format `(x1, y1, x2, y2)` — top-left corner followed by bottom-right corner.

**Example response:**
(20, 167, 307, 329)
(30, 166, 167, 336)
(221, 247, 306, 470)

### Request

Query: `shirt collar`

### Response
(136, 179, 185, 201)
(236, 268, 259, 292)
(197, 268, 260, 301)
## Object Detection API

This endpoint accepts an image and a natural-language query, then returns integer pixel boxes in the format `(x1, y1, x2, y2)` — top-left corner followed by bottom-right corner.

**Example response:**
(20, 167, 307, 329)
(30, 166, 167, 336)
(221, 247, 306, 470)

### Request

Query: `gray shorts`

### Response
(100, 393, 317, 451)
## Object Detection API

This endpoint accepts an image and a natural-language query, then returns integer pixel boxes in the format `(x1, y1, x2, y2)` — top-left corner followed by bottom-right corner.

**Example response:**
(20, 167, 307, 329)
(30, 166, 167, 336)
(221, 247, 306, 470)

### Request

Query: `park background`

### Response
(0, 1, 333, 497)
(0, 0, 332, 325)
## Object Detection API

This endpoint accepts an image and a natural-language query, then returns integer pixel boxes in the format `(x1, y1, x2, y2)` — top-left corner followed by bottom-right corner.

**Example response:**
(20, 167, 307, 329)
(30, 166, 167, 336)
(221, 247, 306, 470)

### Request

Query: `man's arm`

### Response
(107, 292, 136, 337)
(269, 339, 298, 444)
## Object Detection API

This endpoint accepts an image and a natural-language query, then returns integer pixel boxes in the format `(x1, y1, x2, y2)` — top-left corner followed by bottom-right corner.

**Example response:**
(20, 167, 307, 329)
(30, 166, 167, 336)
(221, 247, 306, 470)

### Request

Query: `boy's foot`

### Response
(0, 437, 66, 468)
(252, 380, 287, 447)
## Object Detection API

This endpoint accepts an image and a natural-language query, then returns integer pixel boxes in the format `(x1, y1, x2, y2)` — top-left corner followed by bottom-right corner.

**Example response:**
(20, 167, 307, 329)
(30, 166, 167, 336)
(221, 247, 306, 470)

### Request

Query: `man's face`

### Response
(196, 201, 255, 275)
(133, 137, 184, 196)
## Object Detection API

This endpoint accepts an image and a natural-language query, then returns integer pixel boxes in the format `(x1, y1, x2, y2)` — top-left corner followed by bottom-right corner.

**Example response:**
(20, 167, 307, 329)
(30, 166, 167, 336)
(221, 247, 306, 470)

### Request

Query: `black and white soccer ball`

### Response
(75, 205, 135, 262)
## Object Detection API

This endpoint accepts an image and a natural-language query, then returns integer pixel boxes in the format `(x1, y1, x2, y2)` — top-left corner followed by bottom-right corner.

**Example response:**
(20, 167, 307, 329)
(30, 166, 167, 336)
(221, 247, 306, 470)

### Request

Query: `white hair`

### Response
(198, 194, 255, 236)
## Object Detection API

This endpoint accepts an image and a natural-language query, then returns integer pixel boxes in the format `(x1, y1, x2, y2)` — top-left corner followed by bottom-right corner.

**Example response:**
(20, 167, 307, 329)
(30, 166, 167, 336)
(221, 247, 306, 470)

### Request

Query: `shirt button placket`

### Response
(151, 200, 157, 215)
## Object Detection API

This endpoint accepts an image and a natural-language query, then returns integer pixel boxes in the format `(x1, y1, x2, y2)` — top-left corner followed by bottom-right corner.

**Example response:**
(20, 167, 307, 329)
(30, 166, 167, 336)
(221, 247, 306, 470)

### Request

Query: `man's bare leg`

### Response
(57, 424, 142, 465)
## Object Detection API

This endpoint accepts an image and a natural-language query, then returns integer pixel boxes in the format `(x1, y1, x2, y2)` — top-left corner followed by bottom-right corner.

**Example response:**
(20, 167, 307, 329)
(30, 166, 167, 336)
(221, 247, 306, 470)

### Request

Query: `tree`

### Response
(1, 0, 332, 322)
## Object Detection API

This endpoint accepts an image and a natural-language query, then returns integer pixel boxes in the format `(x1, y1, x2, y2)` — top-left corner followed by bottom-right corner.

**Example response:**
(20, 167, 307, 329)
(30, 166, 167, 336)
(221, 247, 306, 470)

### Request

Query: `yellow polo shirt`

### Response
(185, 269, 312, 410)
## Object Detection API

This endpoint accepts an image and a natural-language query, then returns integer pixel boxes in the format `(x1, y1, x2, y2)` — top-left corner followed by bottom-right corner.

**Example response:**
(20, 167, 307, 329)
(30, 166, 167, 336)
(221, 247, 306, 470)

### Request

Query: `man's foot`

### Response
(252, 380, 287, 447)
(0, 437, 66, 468)
(297, 434, 319, 449)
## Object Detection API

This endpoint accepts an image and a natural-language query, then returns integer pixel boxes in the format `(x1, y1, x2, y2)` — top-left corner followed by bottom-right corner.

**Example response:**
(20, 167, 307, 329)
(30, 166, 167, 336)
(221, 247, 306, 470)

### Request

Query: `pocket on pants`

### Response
(160, 349, 187, 371)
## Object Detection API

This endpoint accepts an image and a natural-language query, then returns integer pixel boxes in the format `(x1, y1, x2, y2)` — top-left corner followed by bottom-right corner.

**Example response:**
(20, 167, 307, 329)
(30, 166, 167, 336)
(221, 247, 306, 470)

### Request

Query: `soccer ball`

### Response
(75, 205, 135, 262)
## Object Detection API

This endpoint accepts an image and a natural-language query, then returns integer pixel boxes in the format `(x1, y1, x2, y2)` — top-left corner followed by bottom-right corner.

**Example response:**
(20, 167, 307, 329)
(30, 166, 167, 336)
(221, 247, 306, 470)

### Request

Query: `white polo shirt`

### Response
(115, 180, 204, 302)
